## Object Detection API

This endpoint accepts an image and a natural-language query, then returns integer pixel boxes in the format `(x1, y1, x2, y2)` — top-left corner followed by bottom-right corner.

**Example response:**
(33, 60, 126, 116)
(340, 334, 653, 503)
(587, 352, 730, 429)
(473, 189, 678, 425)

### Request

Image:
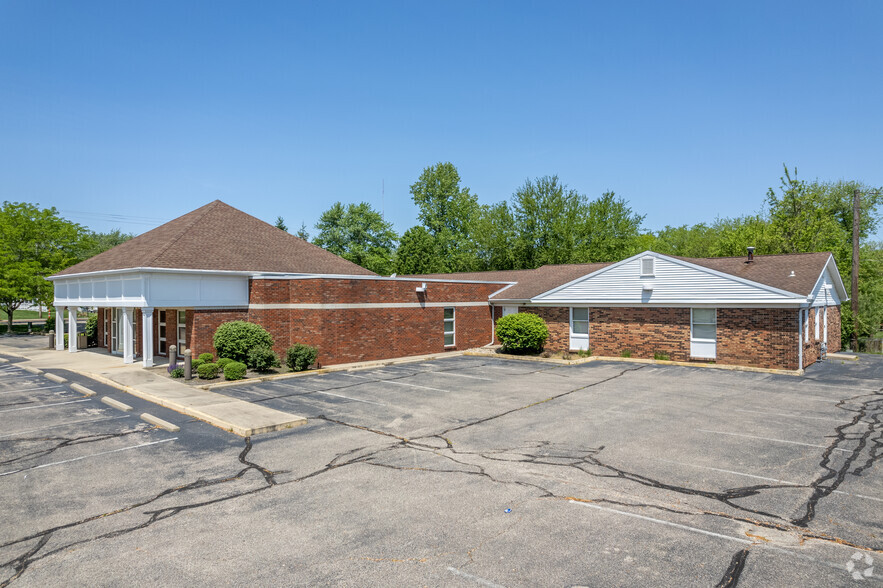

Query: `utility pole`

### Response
(852, 189, 860, 351)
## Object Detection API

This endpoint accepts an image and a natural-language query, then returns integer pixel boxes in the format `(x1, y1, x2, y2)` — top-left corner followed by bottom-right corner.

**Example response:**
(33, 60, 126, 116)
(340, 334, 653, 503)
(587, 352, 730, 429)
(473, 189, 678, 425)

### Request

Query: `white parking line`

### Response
(0, 399, 90, 413)
(656, 458, 883, 503)
(697, 429, 851, 453)
(0, 384, 67, 395)
(0, 374, 43, 381)
(379, 380, 448, 393)
(0, 437, 178, 477)
(425, 371, 495, 381)
(570, 500, 751, 544)
(0, 415, 132, 439)
(733, 408, 843, 423)
(310, 390, 385, 406)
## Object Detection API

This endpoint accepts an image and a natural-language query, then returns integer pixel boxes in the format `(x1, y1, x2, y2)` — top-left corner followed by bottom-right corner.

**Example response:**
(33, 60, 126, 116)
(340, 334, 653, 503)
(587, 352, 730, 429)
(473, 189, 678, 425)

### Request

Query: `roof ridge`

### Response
(675, 251, 831, 261)
(148, 200, 221, 266)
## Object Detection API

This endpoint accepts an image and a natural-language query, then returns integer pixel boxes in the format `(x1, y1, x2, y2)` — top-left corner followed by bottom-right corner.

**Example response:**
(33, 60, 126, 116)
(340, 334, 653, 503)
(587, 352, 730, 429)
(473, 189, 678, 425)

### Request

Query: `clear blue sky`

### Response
(2, 1, 881, 241)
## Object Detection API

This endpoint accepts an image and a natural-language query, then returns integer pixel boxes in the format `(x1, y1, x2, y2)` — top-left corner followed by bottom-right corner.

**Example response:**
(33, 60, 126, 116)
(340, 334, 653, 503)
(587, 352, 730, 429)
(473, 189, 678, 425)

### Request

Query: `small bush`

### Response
(577, 348, 592, 358)
(620, 349, 632, 358)
(248, 346, 280, 372)
(213, 321, 275, 364)
(43, 313, 55, 333)
(198, 352, 214, 363)
(223, 361, 247, 381)
(169, 367, 185, 378)
(197, 362, 219, 379)
(191, 358, 204, 372)
(653, 352, 670, 361)
(217, 357, 233, 371)
(86, 313, 98, 340)
(495, 313, 549, 354)
(286, 343, 318, 372)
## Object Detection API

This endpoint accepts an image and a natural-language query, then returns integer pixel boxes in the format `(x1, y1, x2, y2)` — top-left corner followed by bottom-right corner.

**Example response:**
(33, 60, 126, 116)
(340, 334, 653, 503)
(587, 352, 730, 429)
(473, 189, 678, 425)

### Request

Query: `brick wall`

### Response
(518, 305, 801, 370)
(803, 305, 842, 367)
(827, 305, 842, 353)
(190, 308, 249, 359)
(717, 308, 798, 370)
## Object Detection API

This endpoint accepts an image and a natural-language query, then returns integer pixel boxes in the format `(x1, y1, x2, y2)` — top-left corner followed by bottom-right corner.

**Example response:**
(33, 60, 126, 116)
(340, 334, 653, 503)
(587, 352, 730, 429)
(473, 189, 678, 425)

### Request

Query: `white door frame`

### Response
(569, 307, 589, 351)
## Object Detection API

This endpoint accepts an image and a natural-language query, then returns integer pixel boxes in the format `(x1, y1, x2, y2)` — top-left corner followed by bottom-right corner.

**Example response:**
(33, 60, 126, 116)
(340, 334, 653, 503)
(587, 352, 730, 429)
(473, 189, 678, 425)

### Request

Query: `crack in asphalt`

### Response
(0, 428, 151, 467)
(0, 437, 282, 587)
(715, 548, 751, 587)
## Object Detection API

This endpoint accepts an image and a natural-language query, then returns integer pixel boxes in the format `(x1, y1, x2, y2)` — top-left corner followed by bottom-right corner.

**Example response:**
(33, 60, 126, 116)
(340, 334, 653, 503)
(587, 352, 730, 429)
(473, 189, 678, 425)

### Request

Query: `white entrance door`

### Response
(570, 307, 589, 350)
(111, 308, 120, 354)
(158, 310, 167, 355)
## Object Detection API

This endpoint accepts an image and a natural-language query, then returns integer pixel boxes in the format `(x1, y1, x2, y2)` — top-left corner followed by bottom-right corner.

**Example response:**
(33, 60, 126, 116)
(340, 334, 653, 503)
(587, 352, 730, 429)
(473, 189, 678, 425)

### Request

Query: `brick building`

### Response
(49, 201, 846, 373)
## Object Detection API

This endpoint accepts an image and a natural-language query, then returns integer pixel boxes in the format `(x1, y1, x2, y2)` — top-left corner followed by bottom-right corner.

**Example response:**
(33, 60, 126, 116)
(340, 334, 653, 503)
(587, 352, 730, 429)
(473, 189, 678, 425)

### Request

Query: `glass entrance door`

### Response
(111, 308, 120, 354)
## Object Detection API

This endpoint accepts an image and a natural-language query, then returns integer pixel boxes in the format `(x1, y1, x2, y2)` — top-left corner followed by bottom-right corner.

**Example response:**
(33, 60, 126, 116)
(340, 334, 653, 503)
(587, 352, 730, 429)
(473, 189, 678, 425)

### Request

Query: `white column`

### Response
(55, 306, 65, 350)
(142, 308, 154, 367)
(122, 308, 134, 364)
(68, 306, 79, 353)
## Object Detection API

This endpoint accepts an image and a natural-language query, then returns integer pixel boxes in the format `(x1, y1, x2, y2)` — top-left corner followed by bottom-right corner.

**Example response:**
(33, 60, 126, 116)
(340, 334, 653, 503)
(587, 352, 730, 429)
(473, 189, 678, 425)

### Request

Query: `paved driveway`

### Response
(1, 353, 880, 586)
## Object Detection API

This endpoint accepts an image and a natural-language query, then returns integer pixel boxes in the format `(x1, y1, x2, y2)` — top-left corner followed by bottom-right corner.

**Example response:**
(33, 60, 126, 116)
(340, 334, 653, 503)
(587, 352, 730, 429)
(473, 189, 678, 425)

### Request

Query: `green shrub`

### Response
(86, 313, 98, 338)
(169, 367, 185, 378)
(198, 352, 214, 363)
(197, 362, 219, 379)
(217, 357, 233, 371)
(224, 361, 247, 380)
(191, 358, 204, 372)
(286, 343, 318, 372)
(620, 349, 632, 358)
(495, 313, 549, 354)
(653, 352, 670, 361)
(212, 321, 274, 364)
(43, 313, 55, 333)
(248, 346, 280, 372)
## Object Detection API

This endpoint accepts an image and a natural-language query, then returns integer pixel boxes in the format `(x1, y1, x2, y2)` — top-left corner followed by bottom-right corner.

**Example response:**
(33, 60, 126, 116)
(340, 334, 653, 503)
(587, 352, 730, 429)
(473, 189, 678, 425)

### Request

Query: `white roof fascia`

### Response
(806, 255, 849, 303)
(515, 301, 805, 308)
(531, 250, 808, 302)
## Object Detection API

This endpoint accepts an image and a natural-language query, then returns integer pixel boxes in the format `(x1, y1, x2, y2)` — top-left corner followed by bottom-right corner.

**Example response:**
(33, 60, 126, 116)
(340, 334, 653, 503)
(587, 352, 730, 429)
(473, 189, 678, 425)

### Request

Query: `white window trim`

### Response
(158, 310, 167, 355)
(177, 309, 187, 357)
(569, 307, 589, 337)
(814, 307, 820, 341)
(640, 256, 655, 277)
(803, 309, 809, 343)
(823, 307, 828, 344)
(444, 307, 455, 347)
(690, 308, 717, 342)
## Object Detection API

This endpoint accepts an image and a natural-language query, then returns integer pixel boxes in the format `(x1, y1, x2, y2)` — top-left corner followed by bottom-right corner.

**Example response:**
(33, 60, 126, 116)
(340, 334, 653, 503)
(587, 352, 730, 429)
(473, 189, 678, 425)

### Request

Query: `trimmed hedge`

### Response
(223, 361, 247, 381)
(198, 352, 214, 363)
(286, 343, 318, 372)
(191, 358, 205, 372)
(495, 312, 549, 354)
(248, 346, 280, 372)
(169, 367, 185, 378)
(197, 362, 219, 379)
(217, 357, 233, 371)
(213, 321, 274, 365)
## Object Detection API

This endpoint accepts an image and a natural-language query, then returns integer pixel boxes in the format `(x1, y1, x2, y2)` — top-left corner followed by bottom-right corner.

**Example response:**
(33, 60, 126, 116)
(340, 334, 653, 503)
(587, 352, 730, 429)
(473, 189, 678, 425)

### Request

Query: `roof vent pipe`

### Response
(747, 246, 755, 262)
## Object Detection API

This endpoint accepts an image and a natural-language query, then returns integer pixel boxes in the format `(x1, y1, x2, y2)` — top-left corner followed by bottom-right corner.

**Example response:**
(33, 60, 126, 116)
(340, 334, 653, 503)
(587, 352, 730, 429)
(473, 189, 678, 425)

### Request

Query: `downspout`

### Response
(797, 307, 803, 372)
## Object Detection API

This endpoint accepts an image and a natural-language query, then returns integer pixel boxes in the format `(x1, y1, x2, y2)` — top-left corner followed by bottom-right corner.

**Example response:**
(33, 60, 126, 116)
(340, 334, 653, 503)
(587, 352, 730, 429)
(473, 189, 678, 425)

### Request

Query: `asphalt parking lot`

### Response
(1, 353, 880, 587)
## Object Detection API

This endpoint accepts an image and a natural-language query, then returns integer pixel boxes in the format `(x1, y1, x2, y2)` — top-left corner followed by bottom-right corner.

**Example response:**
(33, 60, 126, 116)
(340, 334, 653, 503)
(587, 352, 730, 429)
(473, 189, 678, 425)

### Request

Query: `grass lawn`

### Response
(0, 309, 70, 320)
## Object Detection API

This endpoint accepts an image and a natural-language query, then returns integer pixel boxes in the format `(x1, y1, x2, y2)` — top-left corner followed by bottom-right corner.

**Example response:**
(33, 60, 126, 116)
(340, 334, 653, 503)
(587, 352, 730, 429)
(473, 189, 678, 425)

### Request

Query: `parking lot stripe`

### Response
(0, 384, 66, 395)
(446, 567, 506, 588)
(697, 429, 851, 453)
(656, 458, 883, 504)
(310, 390, 385, 406)
(341, 371, 448, 392)
(425, 371, 495, 381)
(0, 398, 90, 413)
(0, 437, 178, 477)
(570, 500, 752, 544)
(0, 415, 132, 439)
(733, 408, 843, 423)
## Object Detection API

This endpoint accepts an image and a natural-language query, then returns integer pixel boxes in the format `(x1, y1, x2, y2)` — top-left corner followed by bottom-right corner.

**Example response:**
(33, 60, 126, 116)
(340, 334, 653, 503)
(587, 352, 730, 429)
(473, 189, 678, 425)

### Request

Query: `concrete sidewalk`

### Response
(0, 344, 306, 436)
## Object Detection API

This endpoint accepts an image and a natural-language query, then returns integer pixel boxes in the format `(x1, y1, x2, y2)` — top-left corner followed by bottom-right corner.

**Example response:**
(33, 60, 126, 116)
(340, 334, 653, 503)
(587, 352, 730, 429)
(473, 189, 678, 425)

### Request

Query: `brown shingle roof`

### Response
(406, 252, 834, 300)
(673, 252, 833, 296)
(53, 200, 376, 277)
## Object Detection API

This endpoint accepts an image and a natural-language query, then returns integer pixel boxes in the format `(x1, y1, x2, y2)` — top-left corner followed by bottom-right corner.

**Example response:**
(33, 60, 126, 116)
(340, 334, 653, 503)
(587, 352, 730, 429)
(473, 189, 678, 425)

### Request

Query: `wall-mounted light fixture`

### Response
(416, 282, 427, 293)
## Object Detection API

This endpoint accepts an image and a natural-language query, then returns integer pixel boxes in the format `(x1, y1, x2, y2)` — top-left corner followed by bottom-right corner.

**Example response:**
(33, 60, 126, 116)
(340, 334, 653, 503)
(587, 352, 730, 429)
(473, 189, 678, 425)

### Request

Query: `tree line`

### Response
(293, 162, 883, 345)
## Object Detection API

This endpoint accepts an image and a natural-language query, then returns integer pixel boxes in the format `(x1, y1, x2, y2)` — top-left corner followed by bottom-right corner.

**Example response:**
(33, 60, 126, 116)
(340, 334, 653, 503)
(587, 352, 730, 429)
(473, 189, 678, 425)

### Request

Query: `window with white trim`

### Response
(691, 309, 716, 341)
(814, 307, 820, 340)
(177, 310, 187, 357)
(803, 309, 809, 343)
(443, 308, 455, 347)
(571, 307, 588, 335)
(640, 257, 655, 276)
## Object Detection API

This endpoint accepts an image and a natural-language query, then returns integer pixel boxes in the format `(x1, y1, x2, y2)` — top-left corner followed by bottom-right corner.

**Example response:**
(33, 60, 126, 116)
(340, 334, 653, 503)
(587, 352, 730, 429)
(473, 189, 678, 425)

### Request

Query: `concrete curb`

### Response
(828, 352, 859, 361)
(70, 383, 96, 396)
(101, 396, 133, 412)
(463, 350, 804, 377)
(76, 369, 307, 437)
(197, 351, 467, 391)
(0, 357, 7, 363)
(44, 373, 67, 383)
(141, 413, 180, 432)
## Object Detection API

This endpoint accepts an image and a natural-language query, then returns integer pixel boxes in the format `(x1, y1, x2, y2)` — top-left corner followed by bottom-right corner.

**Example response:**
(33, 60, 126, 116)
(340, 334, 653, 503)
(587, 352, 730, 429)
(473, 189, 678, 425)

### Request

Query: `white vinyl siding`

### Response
(569, 307, 589, 350)
(444, 308, 455, 347)
(534, 256, 799, 305)
(690, 308, 717, 359)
